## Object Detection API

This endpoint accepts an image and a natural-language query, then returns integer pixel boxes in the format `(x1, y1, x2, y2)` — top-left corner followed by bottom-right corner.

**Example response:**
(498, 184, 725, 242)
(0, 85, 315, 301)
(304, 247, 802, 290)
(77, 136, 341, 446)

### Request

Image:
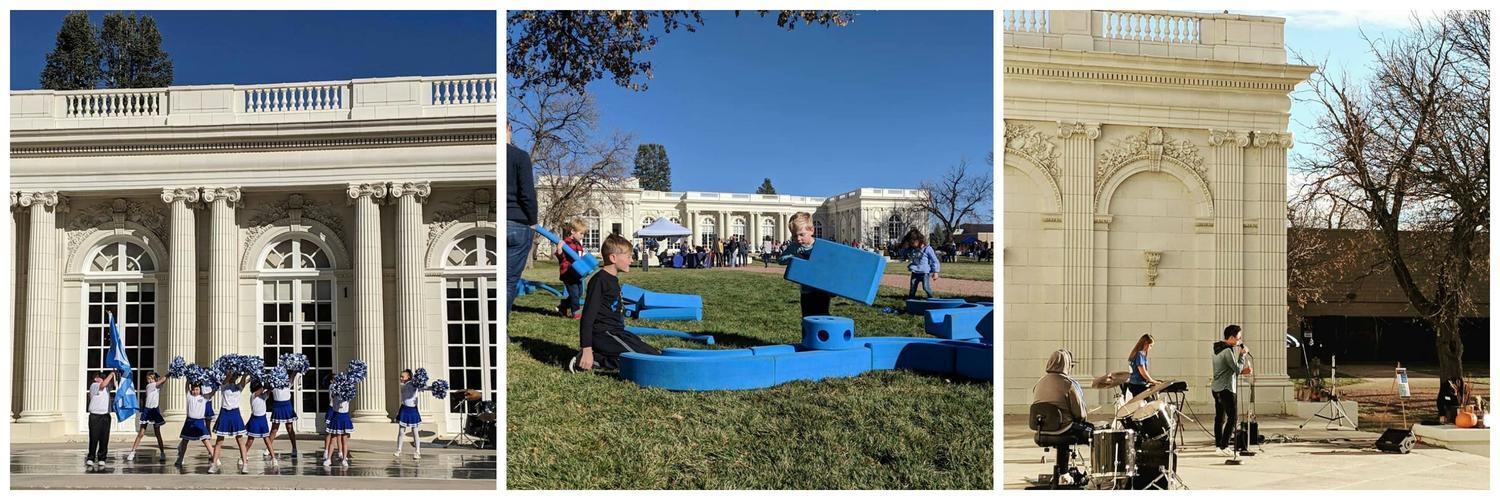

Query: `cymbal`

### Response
(1091, 371, 1132, 389)
(462, 389, 483, 401)
(1122, 379, 1184, 407)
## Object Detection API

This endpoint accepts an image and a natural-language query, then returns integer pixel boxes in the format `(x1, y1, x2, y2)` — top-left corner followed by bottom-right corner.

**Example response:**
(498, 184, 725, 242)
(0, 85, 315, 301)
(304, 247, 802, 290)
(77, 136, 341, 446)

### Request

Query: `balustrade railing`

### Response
(1003, 10, 1050, 33)
(242, 82, 347, 113)
(427, 75, 497, 105)
(1099, 11, 1200, 43)
(62, 90, 166, 118)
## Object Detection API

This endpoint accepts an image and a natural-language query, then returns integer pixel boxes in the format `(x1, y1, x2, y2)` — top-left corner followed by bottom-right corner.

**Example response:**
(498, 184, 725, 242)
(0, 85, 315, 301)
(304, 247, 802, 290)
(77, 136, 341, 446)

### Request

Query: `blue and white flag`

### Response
(106, 312, 138, 422)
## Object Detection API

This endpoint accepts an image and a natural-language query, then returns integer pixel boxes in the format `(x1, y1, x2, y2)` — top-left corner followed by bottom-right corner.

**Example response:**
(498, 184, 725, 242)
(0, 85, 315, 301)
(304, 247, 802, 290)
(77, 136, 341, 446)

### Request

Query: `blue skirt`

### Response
(325, 411, 354, 435)
(397, 406, 422, 428)
(213, 408, 247, 437)
(180, 418, 210, 441)
(246, 414, 271, 438)
(269, 399, 297, 423)
(139, 407, 166, 427)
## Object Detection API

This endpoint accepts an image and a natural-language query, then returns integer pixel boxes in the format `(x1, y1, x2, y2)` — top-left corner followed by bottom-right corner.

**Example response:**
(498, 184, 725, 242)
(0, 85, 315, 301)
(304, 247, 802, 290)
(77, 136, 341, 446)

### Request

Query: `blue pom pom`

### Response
(430, 379, 450, 400)
(240, 355, 265, 381)
(330, 372, 357, 402)
(278, 352, 309, 374)
(168, 356, 188, 379)
(409, 368, 430, 389)
(346, 359, 369, 382)
(263, 367, 290, 390)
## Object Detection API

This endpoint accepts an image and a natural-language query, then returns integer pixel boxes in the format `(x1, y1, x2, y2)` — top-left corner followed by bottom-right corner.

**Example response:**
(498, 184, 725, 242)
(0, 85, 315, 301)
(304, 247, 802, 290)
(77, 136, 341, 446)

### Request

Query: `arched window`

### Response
(761, 217, 775, 242)
(442, 231, 499, 427)
(446, 233, 497, 267)
(641, 216, 655, 229)
(257, 236, 336, 416)
(699, 216, 716, 246)
(731, 217, 747, 241)
(813, 220, 824, 239)
(581, 209, 601, 252)
(883, 214, 905, 245)
(669, 216, 681, 225)
(82, 240, 157, 432)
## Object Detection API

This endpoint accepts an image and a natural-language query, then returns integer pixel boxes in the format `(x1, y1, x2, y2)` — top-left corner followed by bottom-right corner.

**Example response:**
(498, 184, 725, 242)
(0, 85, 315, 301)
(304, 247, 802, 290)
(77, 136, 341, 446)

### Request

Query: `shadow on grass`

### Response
(510, 336, 576, 367)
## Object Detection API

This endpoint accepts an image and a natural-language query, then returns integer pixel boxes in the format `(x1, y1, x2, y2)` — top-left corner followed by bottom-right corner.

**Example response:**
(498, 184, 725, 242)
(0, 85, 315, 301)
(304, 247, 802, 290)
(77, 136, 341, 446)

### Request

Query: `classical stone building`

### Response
(10, 75, 498, 439)
(1002, 10, 1313, 413)
(534, 177, 928, 256)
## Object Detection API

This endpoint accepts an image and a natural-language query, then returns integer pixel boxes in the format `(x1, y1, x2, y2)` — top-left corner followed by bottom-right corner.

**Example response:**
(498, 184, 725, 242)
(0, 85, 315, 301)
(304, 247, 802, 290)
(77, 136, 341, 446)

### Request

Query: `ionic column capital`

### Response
(1208, 129, 1252, 148)
(161, 187, 202, 205)
(1252, 131, 1294, 149)
(346, 182, 389, 204)
(16, 191, 62, 209)
(200, 186, 242, 205)
(388, 181, 432, 203)
(1055, 121, 1101, 140)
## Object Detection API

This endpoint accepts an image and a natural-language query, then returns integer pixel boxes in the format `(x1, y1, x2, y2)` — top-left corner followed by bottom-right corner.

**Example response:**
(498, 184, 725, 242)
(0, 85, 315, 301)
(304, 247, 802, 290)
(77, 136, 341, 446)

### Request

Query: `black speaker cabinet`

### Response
(1233, 422, 1261, 450)
(1376, 428, 1415, 454)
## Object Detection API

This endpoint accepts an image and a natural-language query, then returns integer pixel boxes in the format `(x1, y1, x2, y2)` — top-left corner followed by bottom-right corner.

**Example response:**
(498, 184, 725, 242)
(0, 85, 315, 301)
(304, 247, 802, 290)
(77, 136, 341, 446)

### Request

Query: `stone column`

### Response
(347, 182, 389, 421)
(17, 191, 63, 423)
(389, 181, 429, 415)
(1056, 122, 1100, 378)
(1252, 132, 1293, 379)
(1209, 130, 1249, 334)
(688, 211, 698, 245)
(161, 187, 200, 419)
(201, 187, 241, 360)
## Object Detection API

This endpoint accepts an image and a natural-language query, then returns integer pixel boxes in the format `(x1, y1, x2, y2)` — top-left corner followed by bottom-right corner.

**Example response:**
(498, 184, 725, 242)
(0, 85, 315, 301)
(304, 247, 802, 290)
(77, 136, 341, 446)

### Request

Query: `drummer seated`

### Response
(1029, 350, 1093, 488)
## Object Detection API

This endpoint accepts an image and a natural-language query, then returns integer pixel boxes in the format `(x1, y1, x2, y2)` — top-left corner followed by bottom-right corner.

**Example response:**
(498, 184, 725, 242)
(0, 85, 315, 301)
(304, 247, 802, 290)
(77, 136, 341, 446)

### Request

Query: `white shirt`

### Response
(186, 390, 214, 419)
(87, 382, 110, 415)
(250, 393, 268, 416)
(331, 396, 349, 414)
(271, 387, 293, 402)
(144, 381, 161, 409)
(219, 384, 242, 410)
(400, 383, 420, 407)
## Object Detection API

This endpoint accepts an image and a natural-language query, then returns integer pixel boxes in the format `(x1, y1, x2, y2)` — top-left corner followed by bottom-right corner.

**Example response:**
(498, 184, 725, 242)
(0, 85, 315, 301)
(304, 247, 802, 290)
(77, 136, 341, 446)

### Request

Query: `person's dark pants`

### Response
(87, 412, 110, 462)
(589, 330, 663, 370)
(560, 280, 583, 315)
(800, 289, 832, 317)
(642, 252, 650, 271)
(907, 272, 934, 298)
(1213, 389, 1238, 449)
(506, 222, 533, 314)
(1123, 382, 1151, 400)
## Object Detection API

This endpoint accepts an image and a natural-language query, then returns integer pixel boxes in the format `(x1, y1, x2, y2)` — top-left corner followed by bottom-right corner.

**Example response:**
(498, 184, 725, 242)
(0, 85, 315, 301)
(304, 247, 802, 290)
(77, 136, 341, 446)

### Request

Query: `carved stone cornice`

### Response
(425, 188, 497, 247)
(1055, 121, 1101, 140)
(160, 187, 201, 205)
(200, 187, 242, 206)
(1252, 131, 1294, 149)
(346, 182, 389, 204)
(1208, 129, 1251, 148)
(1004, 122, 1062, 180)
(388, 181, 432, 203)
(63, 197, 166, 255)
(1095, 126, 1211, 213)
(10, 133, 497, 159)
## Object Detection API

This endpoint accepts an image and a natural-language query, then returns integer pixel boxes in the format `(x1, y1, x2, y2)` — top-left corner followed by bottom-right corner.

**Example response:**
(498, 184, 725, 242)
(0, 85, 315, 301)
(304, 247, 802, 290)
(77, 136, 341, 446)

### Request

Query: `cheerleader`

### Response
(240, 381, 277, 466)
(322, 374, 355, 467)
(126, 371, 167, 463)
(208, 370, 251, 474)
(394, 369, 423, 459)
(266, 371, 302, 459)
(173, 381, 216, 468)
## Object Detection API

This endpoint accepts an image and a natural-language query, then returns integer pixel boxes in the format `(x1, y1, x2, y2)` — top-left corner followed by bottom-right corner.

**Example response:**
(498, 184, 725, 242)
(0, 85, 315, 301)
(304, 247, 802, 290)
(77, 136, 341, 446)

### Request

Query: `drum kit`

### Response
(1078, 374, 1191, 490)
(453, 389, 497, 449)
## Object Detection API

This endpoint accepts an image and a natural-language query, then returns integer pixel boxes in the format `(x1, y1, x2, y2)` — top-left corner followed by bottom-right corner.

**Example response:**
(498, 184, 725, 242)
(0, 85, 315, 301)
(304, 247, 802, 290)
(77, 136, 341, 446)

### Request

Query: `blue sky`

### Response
(10, 11, 496, 89)
(507, 10, 995, 206)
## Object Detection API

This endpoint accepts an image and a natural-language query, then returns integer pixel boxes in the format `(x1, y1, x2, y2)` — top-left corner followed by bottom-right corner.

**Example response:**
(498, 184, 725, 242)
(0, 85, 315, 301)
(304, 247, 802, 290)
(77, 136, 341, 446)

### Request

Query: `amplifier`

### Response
(1376, 428, 1415, 454)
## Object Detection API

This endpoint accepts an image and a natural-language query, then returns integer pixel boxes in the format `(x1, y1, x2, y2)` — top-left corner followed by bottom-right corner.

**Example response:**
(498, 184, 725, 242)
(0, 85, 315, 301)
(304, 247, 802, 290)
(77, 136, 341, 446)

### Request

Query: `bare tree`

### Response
(1293, 11, 1488, 379)
(509, 83, 634, 255)
(916, 156, 993, 247)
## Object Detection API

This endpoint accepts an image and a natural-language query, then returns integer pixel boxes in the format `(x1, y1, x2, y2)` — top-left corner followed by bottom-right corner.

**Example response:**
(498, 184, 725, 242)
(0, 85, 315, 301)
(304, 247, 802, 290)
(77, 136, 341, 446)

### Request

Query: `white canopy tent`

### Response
(635, 218, 692, 239)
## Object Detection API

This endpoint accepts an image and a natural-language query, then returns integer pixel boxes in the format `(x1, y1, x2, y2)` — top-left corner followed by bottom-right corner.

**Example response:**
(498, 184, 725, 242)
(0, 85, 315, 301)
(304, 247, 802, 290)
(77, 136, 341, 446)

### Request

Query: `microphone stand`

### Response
(1226, 345, 1252, 465)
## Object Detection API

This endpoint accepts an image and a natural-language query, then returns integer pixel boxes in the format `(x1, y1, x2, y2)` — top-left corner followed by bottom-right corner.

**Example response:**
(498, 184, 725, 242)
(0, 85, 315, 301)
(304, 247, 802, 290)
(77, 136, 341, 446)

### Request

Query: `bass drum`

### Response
(1089, 428, 1136, 488)
(1131, 437, 1174, 490)
(1125, 401, 1174, 441)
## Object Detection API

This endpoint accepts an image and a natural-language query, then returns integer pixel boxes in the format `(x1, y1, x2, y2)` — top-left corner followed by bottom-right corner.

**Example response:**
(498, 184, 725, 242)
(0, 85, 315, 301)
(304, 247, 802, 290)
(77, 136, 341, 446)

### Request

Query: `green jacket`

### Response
(1211, 342, 1246, 393)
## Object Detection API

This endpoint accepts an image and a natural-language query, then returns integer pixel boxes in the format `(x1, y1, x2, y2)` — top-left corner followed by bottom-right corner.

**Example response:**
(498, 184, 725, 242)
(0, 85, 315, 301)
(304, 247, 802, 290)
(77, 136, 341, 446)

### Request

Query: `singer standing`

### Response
(1211, 325, 1252, 457)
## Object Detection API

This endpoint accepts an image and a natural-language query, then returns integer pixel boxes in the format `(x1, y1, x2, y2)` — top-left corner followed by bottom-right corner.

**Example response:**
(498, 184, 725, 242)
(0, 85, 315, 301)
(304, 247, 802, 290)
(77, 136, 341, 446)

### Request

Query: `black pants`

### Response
(87, 413, 111, 461)
(1213, 390, 1238, 449)
(591, 330, 662, 370)
(800, 289, 832, 317)
(1122, 383, 1151, 400)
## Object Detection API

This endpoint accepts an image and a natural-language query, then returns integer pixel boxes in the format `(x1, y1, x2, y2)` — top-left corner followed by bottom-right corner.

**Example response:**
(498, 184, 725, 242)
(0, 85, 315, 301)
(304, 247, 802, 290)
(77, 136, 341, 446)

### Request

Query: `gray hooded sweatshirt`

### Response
(1033, 349, 1087, 421)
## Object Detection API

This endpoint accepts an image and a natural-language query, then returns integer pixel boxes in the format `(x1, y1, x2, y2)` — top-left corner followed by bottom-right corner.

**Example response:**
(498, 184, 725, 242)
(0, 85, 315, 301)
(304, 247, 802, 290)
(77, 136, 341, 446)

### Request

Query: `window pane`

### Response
(278, 304, 293, 322)
(448, 324, 463, 345)
(276, 281, 291, 301)
(465, 324, 479, 344)
(463, 300, 479, 321)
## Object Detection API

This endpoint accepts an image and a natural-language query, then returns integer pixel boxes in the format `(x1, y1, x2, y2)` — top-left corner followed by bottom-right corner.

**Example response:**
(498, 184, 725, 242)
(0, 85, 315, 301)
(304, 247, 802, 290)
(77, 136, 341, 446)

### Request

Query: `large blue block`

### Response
(621, 284, 703, 310)
(783, 239, 887, 305)
(516, 279, 566, 299)
(923, 304, 993, 340)
(619, 352, 776, 391)
(632, 307, 703, 322)
(955, 346, 993, 381)
(801, 316, 857, 350)
(533, 225, 599, 277)
(978, 309, 994, 343)
(865, 339, 956, 374)
(904, 298, 968, 314)
(625, 326, 714, 345)
(770, 348, 872, 385)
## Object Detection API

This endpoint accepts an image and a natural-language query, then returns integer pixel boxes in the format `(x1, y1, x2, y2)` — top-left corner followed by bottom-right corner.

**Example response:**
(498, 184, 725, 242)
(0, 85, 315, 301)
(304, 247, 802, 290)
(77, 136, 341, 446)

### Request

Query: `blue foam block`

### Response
(625, 326, 714, 345)
(904, 298, 969, 314)
(516, 279, 566, 299)
(533, 225, 599, 277)
(978, 309, 994, 343)
(770, 348, 872, 385)
(955, 346, 993, 381)
(783, 239, 887, 305)
(621, 284, 703, 309)
(632, 307, 703, 322)
(923, 305, 993, 340)
(865, 339, 956, 374)
(801, 316, 857, 350)
(620, 352, 776, 391)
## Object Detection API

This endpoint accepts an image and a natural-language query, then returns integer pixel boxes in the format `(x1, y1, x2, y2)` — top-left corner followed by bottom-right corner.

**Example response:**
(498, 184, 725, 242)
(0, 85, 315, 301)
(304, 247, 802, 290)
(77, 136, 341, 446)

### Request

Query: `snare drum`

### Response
(1126, 401, 1174, 441)
(1089, 428, 1137, 484)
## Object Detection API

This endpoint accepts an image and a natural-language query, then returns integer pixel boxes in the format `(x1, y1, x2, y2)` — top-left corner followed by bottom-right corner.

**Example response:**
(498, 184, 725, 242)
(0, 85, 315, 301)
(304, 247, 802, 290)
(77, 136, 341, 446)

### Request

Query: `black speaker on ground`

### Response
(1375, 428, 1415, 454)
(1233, 422, 1262, 451)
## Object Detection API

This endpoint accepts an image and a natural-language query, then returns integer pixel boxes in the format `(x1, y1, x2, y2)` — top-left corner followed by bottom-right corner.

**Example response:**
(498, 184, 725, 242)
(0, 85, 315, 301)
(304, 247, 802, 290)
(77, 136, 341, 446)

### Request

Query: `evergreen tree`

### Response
(633, 144, 672, 191)
(39, 11, 101, 90)
(755, 178, 777, 194)
(100, 12, 174, 88)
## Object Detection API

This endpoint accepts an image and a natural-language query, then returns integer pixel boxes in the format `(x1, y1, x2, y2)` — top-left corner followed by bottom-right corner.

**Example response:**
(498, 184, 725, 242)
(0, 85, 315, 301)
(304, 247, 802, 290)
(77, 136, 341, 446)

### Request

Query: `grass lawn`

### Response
(507, 266, 993, 489)
(741, 258, 993, 282)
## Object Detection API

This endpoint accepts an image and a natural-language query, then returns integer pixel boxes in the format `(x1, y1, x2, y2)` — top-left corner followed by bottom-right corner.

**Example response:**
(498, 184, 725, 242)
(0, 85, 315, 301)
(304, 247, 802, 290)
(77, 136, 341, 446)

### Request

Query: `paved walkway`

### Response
(1003, 414, 1488, 489)
(10, 439, 495, 489)
(722, 264, 994, 298)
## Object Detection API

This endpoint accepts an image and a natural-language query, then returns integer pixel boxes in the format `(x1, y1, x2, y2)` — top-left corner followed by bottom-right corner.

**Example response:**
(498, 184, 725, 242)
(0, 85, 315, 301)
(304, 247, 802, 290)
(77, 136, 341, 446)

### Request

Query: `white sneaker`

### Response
(238, 458, 245, 467)
(85, 459, 95, 466)
(321, 458, 330, 466)
(271, 457, 280, 466)
(208, 464, 219, 473)
(126, 451, 135, 461)
(413, 453, 420, 460)
(262, 450, 270, 457)
(393, 451, 401, 458)
(1215, 447, 1231, 457)
(567, 355, 580, 373)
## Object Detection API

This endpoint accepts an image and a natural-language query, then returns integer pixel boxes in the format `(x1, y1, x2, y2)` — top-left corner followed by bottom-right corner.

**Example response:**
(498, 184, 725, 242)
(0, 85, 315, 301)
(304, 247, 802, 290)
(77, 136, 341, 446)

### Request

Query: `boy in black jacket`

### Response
(570, 234, 662, 372)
